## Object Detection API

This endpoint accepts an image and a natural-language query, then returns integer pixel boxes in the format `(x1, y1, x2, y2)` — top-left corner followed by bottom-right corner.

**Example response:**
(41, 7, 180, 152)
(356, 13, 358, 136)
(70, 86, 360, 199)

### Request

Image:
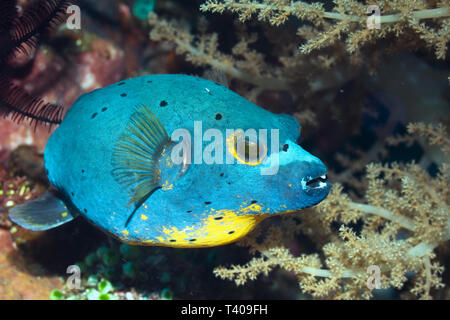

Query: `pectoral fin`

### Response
(111, 105, 171, 226)
(9, 191, 78, 231)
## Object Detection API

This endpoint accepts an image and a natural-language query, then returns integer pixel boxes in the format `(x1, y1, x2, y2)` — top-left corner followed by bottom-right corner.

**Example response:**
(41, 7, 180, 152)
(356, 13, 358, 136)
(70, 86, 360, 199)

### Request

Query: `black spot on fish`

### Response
(102, 107, 107, 112)
(118, 82, 125, 86)
(228, 231, 235, 234)
(160, 100, 168, 107)
(81, 169, 85, 173)
(187, 210, 192, 213)
(251, 200, 258, 204)
(215, 113, 222, 120)
(220, 173, 224, 177)
(120, 93, 127, 97)
(91, 113, 98, 119)
(282, 144, 289, 152)
(169, 239, 176, 242)
(214, 216, 223, 220)
(227, 181, 231, 185)
(205, 201, 212, 205)
(189, 239, 196, 242)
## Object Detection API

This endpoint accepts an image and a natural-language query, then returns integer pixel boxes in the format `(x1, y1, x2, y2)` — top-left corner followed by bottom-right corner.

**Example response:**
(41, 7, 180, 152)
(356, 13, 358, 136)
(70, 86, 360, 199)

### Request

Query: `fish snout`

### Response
(277, 141, 331, 207)
(299, 160, 331, 201)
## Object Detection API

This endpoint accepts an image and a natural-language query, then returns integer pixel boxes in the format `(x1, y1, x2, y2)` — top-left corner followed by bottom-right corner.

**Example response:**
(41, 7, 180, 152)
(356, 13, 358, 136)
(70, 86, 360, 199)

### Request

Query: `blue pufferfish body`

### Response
(10, 74, 330, 248)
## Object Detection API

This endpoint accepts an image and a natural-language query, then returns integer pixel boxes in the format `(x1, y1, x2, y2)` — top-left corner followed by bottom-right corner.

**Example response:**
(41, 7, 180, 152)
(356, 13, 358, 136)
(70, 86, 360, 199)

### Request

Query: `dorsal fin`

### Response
(111, 104, 171, 225)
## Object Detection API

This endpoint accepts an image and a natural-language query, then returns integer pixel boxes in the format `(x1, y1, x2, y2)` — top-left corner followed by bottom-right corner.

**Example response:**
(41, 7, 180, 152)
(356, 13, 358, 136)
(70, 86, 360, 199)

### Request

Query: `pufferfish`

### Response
(10, 74, 330, 248)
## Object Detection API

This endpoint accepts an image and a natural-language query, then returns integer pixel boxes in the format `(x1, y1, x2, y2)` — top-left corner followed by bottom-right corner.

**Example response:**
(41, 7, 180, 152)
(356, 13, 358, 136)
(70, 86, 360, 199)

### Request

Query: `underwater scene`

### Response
(0, 0, 449, 301)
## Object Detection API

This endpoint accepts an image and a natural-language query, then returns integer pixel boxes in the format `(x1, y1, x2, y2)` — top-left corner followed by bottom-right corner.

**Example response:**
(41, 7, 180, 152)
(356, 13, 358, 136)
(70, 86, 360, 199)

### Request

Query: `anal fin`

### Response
(9, 191, 78, 231)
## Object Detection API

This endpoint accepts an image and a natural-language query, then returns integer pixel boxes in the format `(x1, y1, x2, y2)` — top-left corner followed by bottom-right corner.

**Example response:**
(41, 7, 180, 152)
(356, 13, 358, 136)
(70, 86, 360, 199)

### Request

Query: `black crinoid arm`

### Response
(0, 0, 72, 128)
(0, 76, 65, 128)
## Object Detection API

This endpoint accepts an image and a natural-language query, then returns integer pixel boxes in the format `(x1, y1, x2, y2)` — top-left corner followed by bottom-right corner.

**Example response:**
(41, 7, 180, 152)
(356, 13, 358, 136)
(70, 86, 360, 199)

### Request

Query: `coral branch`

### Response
(148, 13, 290, 90)
(200, 0, 450, 59)
(378, 8, 450, 23)
(347, 202, 416, 231)
(201, 1, 450, 24)
(214, 122, 449, 299)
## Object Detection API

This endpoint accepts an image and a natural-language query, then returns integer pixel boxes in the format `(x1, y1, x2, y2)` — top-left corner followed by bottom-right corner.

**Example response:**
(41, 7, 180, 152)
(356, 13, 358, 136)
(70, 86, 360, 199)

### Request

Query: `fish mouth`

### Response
(305, 174, 328, 189)
(301, 170, 331, 198)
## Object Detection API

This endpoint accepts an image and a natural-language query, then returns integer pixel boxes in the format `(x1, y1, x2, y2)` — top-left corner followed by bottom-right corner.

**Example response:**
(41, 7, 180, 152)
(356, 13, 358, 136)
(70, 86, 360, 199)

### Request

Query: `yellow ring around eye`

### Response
(226, 130, 268, 166)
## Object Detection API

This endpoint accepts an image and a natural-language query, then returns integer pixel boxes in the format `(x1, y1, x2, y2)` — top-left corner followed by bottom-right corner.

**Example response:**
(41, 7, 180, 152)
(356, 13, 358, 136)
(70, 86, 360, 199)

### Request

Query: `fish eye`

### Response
(227, 130, 267, 166)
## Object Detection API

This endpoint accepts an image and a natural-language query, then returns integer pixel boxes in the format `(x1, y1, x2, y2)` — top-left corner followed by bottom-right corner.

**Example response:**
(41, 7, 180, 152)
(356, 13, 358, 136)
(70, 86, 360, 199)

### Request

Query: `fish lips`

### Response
(300, 164, 331, 204)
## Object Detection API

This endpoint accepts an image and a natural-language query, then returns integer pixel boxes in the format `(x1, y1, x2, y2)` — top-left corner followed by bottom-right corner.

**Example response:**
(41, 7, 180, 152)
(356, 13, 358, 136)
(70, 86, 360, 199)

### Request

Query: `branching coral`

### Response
(200, 0, 450, 59)
(213, 123, 450, 299)
(148, 1, 449, 139)
(146, 2, 450, 299)
(148, 9, 361, 132)
(148, 12, 292, 90)
(148, 9, 357, 94)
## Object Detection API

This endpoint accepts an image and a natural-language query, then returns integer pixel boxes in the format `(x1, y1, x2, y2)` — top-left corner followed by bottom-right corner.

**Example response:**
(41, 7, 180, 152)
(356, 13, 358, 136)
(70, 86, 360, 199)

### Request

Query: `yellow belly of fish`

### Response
(144, 204, 267, 248)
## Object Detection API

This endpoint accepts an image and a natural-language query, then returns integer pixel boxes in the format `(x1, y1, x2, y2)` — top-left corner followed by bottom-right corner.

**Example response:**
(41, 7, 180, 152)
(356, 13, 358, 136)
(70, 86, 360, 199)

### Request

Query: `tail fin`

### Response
(9, 191, 78, 231)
